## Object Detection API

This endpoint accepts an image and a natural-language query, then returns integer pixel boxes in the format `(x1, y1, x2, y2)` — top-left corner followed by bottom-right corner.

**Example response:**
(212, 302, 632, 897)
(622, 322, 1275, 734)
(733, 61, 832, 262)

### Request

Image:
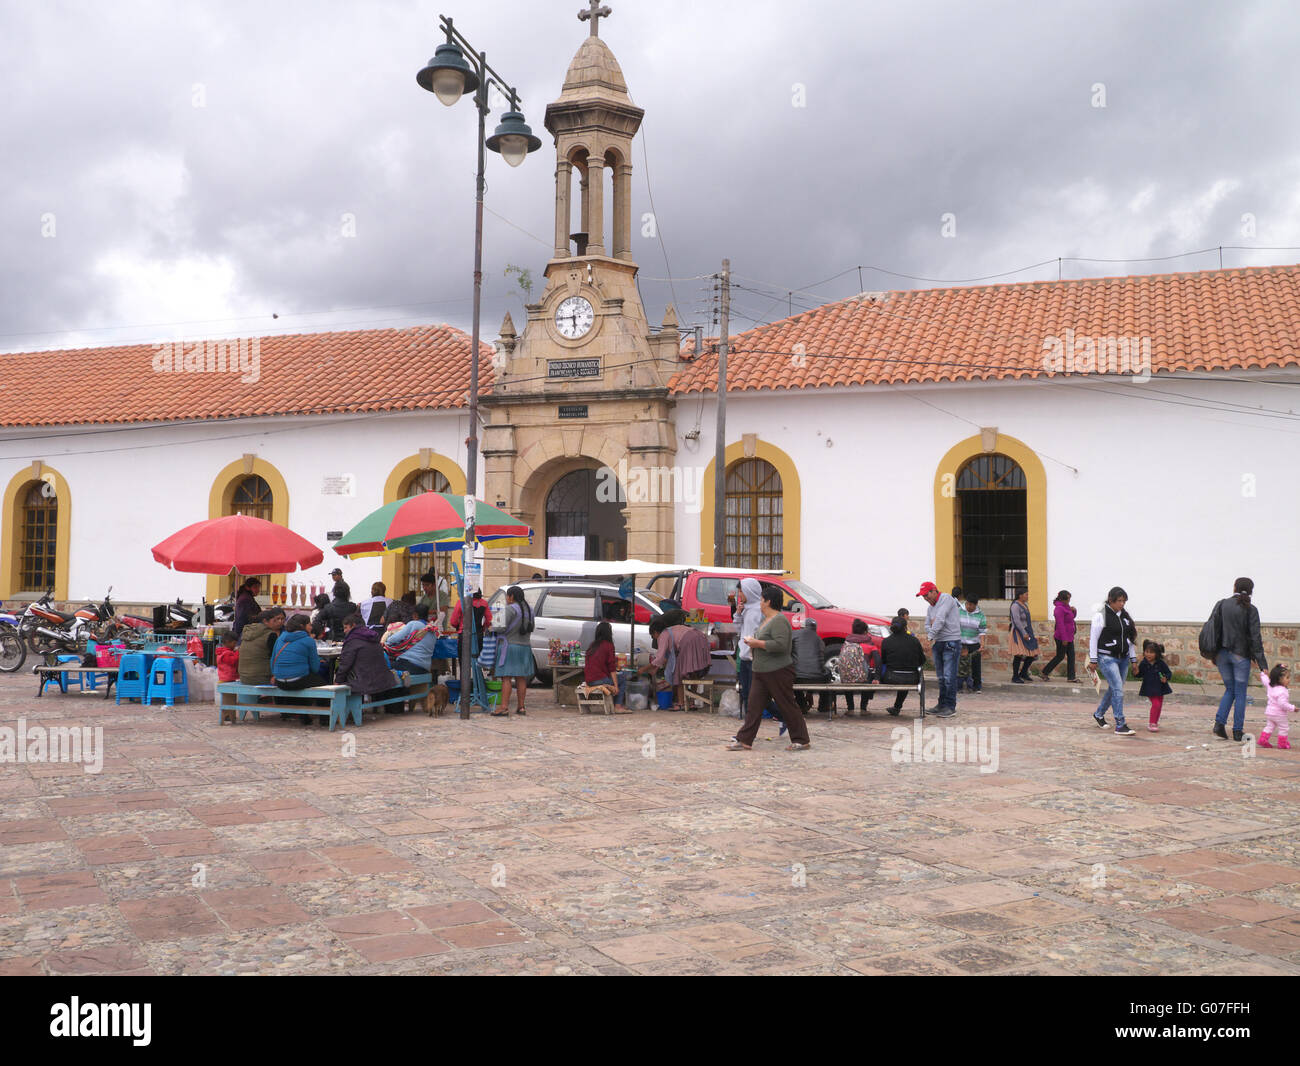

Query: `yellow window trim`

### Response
(379, 453, 467, 597)
(699, 440, 801, 580)
(2, 466, 71, 600)
(933, 433, 1047, 620)
(205, 458, 291, 603)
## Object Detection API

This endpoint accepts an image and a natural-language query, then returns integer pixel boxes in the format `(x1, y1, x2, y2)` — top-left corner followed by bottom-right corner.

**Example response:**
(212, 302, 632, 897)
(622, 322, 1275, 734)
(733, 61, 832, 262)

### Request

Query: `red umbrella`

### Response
(152, 514, 324, 574)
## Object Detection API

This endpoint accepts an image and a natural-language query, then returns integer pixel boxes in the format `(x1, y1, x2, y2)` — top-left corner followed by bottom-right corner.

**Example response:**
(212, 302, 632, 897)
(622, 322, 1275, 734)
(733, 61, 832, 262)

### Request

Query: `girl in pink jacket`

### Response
(1258, 664, 1295, 750)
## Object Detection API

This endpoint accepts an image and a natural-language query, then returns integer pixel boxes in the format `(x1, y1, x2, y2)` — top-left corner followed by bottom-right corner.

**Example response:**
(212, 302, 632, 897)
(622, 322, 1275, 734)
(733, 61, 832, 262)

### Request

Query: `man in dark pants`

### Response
(879, 615, 925, 714)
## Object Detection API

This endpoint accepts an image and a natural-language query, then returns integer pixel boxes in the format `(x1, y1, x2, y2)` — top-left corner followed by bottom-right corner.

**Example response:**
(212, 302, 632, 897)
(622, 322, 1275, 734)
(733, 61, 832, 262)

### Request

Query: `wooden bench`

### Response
(33, 664, 119, 700)
(792, 678, 927, 718)
(681, 677, 714, 713)
(575, 682, 628, 715)
(215, 682, 361, 731)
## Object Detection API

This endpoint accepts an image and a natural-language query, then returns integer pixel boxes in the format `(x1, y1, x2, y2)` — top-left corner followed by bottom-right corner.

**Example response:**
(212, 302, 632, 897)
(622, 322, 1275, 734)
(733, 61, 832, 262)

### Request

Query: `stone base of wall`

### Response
(906, 619, 1298, 684)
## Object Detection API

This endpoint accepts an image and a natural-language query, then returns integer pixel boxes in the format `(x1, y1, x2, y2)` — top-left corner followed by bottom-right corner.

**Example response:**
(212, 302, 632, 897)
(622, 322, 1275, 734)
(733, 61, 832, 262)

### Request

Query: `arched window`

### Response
(228, 475, 273, 592)
(724, 459, 783, 570)
(398, 469, 453, 596)
(955, 454, 1027, 600)
(20, 481, 58, 592)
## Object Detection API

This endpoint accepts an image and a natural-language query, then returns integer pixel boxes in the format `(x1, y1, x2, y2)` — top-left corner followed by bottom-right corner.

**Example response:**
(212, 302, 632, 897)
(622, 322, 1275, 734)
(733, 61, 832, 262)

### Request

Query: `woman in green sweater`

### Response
(727, 587, 811, 751)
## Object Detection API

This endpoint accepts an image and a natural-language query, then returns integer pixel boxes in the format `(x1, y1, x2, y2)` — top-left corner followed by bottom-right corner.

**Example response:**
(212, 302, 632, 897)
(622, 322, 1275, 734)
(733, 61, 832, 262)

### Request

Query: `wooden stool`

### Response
(576, 684, 614, 715)
(682, 678, 714, 713)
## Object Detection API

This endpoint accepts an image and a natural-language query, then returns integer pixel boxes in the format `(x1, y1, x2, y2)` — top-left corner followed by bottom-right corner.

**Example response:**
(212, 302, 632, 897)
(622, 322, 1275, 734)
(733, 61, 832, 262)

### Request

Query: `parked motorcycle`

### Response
(0, 602, 24, 673)
(18, 587, 120, 658)
(167, 597, 234, 628)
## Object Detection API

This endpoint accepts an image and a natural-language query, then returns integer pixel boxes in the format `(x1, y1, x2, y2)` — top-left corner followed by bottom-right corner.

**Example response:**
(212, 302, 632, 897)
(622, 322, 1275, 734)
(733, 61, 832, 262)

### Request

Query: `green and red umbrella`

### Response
(332, 492, 532, 559)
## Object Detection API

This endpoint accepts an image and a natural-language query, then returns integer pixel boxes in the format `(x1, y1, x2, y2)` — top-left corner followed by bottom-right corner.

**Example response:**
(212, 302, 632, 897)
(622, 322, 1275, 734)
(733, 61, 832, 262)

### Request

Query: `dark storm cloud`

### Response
(2, 0, 1298, 354)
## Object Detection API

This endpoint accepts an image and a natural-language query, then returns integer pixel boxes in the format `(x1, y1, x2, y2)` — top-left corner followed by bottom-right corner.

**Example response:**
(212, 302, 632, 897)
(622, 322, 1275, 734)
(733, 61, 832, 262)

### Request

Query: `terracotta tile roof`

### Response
(668, 264, 1300, 394)
(0, 325, 494, 428)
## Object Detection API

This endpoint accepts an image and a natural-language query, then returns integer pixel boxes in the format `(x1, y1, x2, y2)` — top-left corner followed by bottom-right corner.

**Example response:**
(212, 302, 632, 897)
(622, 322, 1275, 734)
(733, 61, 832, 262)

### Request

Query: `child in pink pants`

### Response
(1258, 665, 1295, 750)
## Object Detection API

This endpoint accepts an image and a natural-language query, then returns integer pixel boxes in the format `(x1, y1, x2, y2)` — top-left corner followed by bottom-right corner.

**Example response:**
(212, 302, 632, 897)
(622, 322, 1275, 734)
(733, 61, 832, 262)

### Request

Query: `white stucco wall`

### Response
(6, 370, 1297, 624)
(672, 372, 1300, 623)
(0, 409, 474, 604)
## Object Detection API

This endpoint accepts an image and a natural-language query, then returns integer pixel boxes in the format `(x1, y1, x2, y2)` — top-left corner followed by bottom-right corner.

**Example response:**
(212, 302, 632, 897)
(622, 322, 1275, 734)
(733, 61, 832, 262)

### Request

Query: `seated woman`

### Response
(271, 615, 327, 725)
(380, 603, 440, 681)
(583, 621, 627, 709)
(641, 617, 711, 710)
(879, 615, 925, 715)
(383, 591, 417, 626)
(336, 612, 406, 712)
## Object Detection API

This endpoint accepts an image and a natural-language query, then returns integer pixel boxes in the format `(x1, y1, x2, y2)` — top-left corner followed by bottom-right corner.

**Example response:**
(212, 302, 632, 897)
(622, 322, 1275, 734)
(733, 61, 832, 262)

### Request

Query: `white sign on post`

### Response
(463, 495, 476, 533)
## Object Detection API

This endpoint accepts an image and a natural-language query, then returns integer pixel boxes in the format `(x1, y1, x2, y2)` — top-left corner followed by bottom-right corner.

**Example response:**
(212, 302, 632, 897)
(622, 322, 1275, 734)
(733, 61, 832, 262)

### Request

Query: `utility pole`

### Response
(712, 258, 730, 567)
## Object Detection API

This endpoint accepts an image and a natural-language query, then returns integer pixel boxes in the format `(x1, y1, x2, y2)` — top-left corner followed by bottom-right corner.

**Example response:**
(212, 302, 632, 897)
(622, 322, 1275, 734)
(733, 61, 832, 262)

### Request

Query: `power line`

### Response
(639, 120, 681, 320)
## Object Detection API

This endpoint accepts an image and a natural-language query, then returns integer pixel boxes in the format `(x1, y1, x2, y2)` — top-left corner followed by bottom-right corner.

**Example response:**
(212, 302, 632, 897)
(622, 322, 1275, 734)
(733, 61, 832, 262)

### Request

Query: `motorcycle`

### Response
(18, 587, 120, 659)
(0, 602, 24, 673)
(167, 597, 234, 628)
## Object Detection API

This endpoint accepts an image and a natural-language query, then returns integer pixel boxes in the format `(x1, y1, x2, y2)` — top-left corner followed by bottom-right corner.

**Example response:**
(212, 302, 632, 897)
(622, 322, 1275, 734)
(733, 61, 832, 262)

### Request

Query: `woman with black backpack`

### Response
(1207, 577, 1269, 742)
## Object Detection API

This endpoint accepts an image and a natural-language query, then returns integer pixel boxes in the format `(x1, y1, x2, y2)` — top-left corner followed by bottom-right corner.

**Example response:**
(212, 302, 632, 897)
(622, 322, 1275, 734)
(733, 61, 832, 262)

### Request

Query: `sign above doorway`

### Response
(547, 358, 600, 379)
(559, 404, 588, 419)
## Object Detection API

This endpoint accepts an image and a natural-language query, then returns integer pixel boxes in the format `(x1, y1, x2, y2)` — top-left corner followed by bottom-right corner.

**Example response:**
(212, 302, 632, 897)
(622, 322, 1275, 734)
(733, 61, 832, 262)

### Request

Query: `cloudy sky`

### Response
(3, 0, 1299, 355)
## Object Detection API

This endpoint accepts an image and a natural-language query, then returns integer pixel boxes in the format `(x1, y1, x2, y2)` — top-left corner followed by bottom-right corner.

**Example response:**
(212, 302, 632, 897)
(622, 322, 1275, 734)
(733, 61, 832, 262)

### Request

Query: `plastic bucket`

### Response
(656, 690, 673, 709)
(625, 678, 650, 711)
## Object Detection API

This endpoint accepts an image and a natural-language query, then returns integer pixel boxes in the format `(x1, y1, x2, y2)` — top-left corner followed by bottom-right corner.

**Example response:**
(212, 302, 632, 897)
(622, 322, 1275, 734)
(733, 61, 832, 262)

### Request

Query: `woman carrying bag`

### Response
(1207, 577, 1268, 742)
(492, 585, 535, 717)
(1009, 587, 1040, 683)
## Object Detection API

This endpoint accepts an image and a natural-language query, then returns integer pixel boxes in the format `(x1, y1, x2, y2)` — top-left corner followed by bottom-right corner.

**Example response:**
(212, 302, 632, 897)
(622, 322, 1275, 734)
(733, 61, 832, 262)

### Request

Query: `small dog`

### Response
(427, 683, 450, 717)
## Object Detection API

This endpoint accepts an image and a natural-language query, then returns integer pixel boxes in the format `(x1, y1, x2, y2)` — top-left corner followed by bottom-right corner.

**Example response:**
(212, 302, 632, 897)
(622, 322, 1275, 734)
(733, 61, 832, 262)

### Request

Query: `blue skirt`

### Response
(497, 643, 535, 678)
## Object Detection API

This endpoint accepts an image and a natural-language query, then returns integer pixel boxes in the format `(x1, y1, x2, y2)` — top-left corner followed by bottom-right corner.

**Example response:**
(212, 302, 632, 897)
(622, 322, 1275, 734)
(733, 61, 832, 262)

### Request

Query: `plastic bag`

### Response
(718, 688, 742, 718)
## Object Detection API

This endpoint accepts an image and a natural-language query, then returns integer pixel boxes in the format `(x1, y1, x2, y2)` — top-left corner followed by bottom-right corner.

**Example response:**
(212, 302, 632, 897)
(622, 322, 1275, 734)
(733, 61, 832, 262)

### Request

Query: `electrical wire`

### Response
(639, 120, 681, 320)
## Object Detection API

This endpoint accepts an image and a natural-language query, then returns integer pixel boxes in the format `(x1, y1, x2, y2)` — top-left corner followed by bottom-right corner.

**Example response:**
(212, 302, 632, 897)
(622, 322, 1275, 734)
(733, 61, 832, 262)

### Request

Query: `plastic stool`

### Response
(116, 653, 149, 704)
(145, 655, 189, 706)
(56, 654, 100, 691)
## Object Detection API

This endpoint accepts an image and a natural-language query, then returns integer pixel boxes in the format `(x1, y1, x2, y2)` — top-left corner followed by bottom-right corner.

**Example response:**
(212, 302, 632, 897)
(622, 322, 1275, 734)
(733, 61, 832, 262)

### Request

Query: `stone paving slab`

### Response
(1, 675, 1299, 975)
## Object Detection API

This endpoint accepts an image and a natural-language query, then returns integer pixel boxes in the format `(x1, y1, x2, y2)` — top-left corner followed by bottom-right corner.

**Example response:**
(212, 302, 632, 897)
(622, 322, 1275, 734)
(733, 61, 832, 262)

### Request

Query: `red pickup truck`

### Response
(647, 571, 892, 662)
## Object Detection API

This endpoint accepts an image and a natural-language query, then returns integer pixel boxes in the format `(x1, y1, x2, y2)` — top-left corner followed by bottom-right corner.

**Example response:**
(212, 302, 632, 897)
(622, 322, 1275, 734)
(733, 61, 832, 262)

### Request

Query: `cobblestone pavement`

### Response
(1, 673, 1298, 976)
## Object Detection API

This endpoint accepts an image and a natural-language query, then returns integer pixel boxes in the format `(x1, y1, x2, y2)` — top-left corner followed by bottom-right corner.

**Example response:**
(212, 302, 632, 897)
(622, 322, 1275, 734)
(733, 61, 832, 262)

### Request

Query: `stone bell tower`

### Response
(482, 3, 682, 588)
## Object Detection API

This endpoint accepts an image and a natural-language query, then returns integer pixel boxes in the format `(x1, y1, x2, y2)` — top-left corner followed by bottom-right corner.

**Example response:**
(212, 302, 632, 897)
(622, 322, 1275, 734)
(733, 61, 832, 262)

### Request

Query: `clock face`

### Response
(555, 296, 595, 340)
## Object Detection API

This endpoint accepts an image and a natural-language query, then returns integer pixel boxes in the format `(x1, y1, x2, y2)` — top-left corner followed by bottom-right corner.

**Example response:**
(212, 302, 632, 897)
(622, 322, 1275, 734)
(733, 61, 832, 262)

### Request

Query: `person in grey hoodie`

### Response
(918, 580, 960, 717)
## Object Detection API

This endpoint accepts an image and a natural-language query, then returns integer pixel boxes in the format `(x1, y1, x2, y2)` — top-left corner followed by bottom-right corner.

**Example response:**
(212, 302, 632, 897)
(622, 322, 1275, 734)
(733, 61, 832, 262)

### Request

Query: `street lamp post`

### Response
(417, 15, 541, 719)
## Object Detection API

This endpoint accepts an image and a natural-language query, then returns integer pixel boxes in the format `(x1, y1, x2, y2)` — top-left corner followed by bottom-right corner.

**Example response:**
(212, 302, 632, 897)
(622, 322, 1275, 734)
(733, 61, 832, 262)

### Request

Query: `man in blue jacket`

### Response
(919, 580, 960, 718)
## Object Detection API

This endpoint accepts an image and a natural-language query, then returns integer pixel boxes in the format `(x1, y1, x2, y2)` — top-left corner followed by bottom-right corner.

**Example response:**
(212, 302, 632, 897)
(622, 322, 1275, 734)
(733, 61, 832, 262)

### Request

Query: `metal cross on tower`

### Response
(578, 0, 611, 36)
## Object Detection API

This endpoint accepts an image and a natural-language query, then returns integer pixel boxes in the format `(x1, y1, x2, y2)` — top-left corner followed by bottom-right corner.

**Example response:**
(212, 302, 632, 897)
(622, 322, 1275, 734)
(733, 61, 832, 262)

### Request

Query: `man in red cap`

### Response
(918, 580, 961, 717)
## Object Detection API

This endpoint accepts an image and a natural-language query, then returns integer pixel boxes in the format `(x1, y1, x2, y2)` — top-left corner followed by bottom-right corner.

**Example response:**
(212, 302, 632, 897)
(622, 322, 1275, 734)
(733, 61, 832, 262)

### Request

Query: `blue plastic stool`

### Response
(145, 655, 189, 706)
(116, 653, 149, 704)
(55, 654, 100, 691)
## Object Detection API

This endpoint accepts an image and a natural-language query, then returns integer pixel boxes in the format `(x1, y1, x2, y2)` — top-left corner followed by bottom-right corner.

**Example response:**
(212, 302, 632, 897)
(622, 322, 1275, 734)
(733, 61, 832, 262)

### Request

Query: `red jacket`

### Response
(584, 640, 618, 683)
(216, 646, 240, 683)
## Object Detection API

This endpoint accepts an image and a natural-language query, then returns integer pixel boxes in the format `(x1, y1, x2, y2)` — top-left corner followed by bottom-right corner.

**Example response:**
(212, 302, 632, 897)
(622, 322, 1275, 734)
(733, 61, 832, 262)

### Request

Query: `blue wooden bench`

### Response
(358, 672, 432, 716)
(216, 682, 361, 731)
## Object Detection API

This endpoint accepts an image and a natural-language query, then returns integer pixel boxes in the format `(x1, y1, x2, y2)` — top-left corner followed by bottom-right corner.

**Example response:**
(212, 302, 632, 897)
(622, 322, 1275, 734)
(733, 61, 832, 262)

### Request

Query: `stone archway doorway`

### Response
(543, 466, 627, 563)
